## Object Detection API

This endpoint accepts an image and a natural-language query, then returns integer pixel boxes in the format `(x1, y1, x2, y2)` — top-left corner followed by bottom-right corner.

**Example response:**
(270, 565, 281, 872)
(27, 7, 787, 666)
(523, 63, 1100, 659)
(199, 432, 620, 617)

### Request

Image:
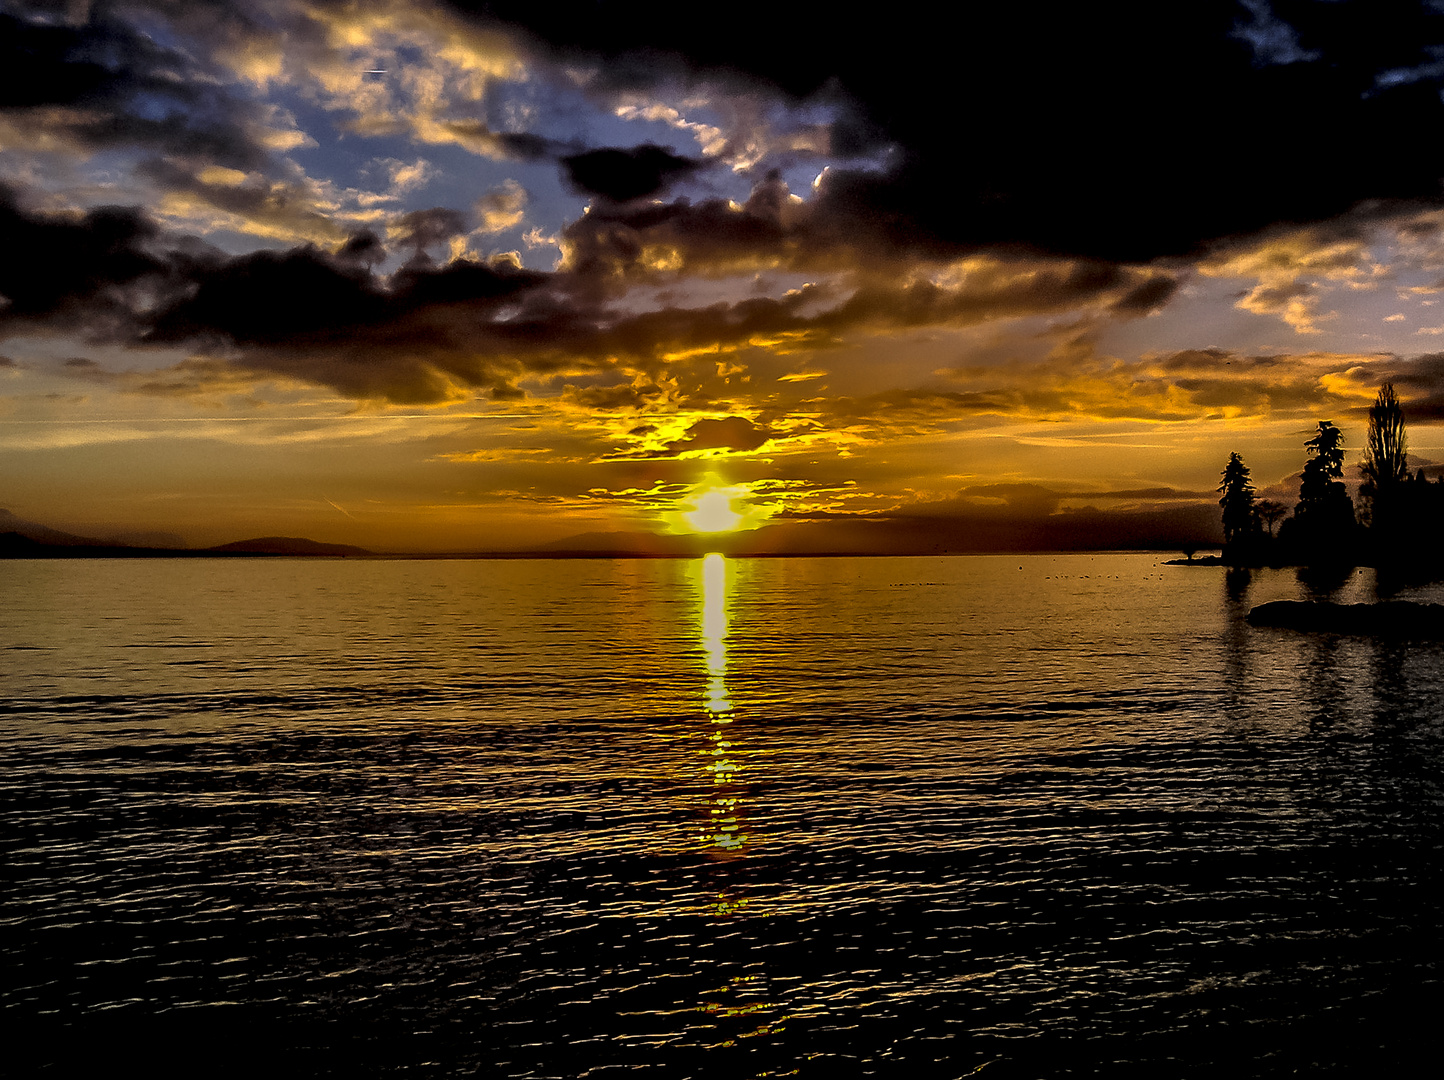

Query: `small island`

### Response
(1208, 384, 1444, 635)
(1216, 384, 1443, 573)
(0, 513, 373, 559)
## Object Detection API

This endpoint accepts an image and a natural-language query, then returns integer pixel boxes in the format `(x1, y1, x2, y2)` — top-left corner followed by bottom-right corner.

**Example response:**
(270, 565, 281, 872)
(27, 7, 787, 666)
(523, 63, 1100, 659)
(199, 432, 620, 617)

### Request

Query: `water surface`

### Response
(4, 554, 1443, 1076)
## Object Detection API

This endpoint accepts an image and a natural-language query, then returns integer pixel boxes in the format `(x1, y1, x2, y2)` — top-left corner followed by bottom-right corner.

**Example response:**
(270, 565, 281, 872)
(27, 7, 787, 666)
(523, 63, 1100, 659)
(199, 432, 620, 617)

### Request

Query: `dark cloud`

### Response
(872, 491, 1224, 553)
(458, 0, 1444, 262)
(1128, 349, 1444, 425)
(570, 383, 667, 411)
(497, 132, 562, 161)
(388, 255, 549, 307)
(557, 175, 1183, 328)
(147, 246, 387, 346)
(58, 356, 115, 383)
(1361, 352, 1444, 421)
(0, 185, 209, 340)
(664, 416, 773, 454)
(0, 192, 1275, 410)
(392, 208, 470, 258)
(6, 2, 1242, 410)
(140, 240, 554, 401)
(561, 145, 705, 202)
(1083, 487, 1216, 501)
(0, 6, 222, 113)
(0, 185, 860, 400)
(336, 231, 386, 268)
(954, 484, 1063, 517)
(0, 188, 155, 317)
(751, 499, 1223, 554)
(0, 11, 115, 109)
(820, 264, 1168, 331)
(1111, 275, 1181, 314)
(559, 185, 799, 285)
(0, 177, 1405, 411)
(0, 9, 270, 168)
(441, 124, 562, 162)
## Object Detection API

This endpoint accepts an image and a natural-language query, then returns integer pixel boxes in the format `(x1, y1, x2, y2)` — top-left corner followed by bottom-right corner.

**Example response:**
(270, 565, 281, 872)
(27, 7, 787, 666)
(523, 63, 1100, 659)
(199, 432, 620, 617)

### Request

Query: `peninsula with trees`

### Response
(1217, 384, 1444, 573)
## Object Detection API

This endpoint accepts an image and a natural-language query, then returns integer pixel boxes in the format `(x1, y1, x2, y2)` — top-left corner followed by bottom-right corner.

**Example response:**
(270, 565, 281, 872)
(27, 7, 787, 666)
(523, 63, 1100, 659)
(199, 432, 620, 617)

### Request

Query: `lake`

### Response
(3, 553, 1444, 1076)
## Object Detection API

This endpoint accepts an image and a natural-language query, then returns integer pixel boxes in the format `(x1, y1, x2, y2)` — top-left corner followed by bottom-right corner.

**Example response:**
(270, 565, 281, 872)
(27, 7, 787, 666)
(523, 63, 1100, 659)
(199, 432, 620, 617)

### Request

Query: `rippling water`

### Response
(4, 554, 1444, 1076)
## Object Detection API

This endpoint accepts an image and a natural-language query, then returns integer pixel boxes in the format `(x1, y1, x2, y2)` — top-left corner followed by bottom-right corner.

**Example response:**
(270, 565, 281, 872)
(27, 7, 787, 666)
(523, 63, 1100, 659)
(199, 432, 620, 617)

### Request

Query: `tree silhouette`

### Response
(1256, 499, 1287, 539)
(1359, 383, 1408, 530)
(1301, 421, 1345, 497)
(1218, 452, 1257, 562)
(1290, 420, 1355, 563)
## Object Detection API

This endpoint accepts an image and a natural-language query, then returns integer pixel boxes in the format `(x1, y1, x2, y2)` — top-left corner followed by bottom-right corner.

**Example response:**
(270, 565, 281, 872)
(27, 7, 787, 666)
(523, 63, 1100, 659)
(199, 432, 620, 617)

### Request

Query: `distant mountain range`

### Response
(2, 499, 1222, 560)
(207, 536, 374, 556)
(0, 508, 103, 548)
(0, 509, 372, 558)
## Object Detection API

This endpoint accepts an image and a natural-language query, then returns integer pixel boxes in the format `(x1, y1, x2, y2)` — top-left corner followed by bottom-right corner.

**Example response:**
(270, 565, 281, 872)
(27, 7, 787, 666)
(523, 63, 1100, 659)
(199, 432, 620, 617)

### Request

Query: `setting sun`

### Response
(686, 490, 743, 533)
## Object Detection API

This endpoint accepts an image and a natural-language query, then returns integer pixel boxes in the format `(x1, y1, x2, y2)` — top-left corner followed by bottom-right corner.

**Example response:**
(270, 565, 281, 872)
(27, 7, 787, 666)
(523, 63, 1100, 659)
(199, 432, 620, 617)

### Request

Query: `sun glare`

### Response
(686, 490, 743, 533)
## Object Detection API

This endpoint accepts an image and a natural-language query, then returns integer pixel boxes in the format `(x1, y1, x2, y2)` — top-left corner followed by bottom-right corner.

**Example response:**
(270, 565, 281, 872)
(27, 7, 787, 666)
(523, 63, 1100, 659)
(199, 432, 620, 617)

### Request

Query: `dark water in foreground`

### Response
(3, 554, 1444, 1077)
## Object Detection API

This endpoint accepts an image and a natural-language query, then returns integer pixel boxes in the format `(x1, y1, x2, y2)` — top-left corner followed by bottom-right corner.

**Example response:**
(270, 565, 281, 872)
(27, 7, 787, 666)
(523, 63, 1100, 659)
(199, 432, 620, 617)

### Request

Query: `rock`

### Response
(1246, 600, 1444, 637)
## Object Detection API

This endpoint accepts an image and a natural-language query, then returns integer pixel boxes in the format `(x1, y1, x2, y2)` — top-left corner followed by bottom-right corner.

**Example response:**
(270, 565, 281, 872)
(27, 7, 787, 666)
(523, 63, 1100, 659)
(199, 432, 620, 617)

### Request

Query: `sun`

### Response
(685, 489, 743, 532)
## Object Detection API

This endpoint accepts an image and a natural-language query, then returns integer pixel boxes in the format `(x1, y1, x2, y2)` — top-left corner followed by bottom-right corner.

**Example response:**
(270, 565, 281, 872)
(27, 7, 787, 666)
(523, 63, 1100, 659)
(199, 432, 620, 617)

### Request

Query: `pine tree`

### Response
(1300, 421, 1345, 502)
(1218, 452, 1257, 561)
(1292, 420, 1355, 563)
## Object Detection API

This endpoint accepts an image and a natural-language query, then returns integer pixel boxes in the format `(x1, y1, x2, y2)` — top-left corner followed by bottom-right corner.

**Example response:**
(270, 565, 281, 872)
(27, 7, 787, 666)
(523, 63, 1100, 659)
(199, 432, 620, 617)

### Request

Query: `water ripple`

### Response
(3, 555, 1444, 1075)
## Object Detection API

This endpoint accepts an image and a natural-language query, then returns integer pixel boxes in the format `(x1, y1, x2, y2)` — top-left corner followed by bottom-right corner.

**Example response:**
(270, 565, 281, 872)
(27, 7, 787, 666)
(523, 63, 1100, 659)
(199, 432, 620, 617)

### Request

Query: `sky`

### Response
(7, 0, 1444, 552)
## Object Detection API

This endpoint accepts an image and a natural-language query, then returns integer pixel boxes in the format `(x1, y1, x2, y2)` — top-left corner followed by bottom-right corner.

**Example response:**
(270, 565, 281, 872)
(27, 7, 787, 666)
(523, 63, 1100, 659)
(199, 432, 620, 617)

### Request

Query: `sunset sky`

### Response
(7, 0, 1444, 551)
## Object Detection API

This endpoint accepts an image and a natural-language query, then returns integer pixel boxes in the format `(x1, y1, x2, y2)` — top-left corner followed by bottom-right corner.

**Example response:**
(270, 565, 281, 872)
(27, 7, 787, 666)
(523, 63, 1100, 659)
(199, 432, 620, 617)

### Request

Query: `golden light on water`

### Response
(698, 552, 744, 856)
(701, 552, 731, 714)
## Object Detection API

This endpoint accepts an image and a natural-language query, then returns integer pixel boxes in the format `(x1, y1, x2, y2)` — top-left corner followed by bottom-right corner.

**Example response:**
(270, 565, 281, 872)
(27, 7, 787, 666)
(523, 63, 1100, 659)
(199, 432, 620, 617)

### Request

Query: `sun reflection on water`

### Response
(698, 552, 744, 856)
(702, 552, 732, 715)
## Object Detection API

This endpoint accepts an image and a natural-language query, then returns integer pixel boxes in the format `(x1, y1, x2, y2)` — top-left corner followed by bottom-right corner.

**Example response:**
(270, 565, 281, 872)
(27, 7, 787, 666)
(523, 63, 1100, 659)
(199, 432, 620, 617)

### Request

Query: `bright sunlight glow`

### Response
(685, 490, 743, 533)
